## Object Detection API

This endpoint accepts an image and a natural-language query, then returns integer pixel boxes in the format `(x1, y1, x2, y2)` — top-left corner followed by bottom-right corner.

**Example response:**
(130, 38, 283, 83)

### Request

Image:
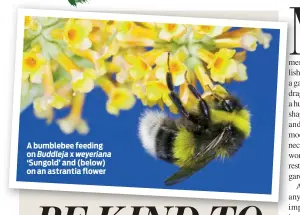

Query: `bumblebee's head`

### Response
(220, 96, 243, 112)
(209, 91, 244, 113)
(203, 85, 243, 112)
(208, 89, 251, 138)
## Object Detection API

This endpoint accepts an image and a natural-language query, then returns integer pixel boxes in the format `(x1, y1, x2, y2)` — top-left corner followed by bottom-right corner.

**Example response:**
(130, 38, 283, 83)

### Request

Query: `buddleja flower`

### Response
(22, 48, 46, 83)
(64, 19, 93, 50)
(21, 16, 272, 134)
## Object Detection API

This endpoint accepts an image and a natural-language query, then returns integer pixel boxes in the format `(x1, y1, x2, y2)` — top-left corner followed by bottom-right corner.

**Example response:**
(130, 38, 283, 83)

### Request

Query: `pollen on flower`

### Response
(68, 29, 77, 41)
(167, 24, 177, 32)
(23, 52, 45, 73)
(21, 16, 272, 134)
(214, 58, 223, 69)
(25, 57, 37, 68)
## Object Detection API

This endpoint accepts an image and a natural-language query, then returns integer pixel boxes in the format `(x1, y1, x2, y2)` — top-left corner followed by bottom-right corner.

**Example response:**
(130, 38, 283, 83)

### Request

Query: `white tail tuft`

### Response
(138, 110, 166, 157)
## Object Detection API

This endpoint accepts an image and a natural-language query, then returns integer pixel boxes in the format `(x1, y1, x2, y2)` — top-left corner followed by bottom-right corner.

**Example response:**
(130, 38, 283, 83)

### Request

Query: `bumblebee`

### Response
(138, 53, 251, 186)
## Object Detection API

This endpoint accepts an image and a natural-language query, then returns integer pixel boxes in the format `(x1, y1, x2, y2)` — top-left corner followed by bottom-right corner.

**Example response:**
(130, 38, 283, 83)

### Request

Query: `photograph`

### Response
(9, 9, 287, 202)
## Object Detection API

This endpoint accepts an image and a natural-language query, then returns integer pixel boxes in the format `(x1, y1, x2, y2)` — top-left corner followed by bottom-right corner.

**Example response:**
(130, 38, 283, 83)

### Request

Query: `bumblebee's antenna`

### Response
(184, 71, 189, 83)
(206, 85, 224, 101)
(206, 84, 213, 92)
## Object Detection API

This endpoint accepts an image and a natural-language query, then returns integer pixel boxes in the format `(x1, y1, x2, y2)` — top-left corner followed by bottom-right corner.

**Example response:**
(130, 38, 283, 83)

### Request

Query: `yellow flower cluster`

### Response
(21, 16, 272, 134)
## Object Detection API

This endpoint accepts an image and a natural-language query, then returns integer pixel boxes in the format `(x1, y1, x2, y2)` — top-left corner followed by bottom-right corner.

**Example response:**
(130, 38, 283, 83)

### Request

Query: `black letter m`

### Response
(291, 7, 300, 55)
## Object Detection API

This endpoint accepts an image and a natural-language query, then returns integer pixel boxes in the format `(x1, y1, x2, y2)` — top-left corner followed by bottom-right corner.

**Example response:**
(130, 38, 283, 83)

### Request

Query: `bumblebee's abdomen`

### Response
(155, 126, 177, 163)
(138, 110, 199, 167)
(172, 128, 196, 167)
(138, 110, 177, 163)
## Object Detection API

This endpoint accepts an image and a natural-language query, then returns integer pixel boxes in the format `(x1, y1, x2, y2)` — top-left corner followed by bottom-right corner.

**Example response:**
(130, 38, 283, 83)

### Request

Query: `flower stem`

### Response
(97, 76, 115, 95)
(42, 63, 55, 96)
(214, 38, 241, 49)
(216, 28, 256, 39)
(56, 52, 81, 72)
(70, 92, 85, 118)
(194, 64, 214, 92)
(70, 47, 99, 63)
(197, 48, 214, 64)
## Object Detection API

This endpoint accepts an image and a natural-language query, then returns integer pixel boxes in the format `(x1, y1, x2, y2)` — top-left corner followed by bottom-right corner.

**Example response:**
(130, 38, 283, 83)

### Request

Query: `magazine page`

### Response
(279, 3, 300, 215)
(9, 9, 287, 200)
(11, 8, 287, 215)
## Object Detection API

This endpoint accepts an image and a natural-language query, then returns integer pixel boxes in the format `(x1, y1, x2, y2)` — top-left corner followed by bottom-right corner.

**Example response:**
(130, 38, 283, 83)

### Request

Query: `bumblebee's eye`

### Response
(222, 99, 234, 112)
(222, 97, 242, 112)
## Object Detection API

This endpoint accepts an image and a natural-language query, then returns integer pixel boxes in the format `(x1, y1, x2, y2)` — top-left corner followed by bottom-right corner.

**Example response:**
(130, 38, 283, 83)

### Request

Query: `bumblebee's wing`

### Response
(195, 126, 231, 159)
(164, 160, 210, 186)
(164, 127, 231, 186)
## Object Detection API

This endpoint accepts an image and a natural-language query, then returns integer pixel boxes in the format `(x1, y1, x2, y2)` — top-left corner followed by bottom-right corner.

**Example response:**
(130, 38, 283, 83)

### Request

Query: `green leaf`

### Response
(68, 0, 89, 6)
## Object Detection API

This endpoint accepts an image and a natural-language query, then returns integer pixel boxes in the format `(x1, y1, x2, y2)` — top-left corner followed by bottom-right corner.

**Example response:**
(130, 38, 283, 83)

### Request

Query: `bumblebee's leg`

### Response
(187, 83, 210, 120)
(166, 53, 193, 120)
(184, 72, 210, 120)
(184, 74, 211, 155)
(167, 73, 190, 119)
